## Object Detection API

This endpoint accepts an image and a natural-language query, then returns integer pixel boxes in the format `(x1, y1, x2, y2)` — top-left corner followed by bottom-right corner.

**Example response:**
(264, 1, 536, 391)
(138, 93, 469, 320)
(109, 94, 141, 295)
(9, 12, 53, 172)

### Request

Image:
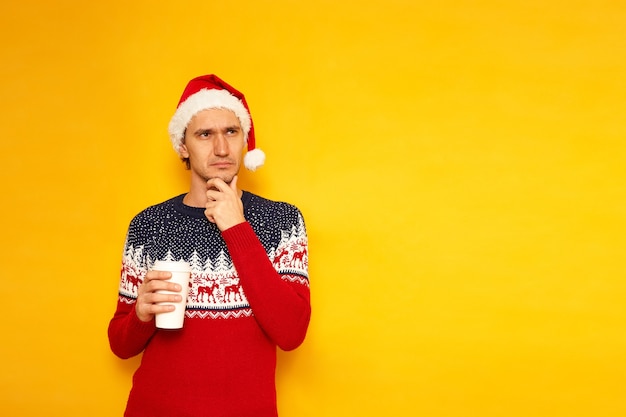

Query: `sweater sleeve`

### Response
(108, 295, 157, 359)
(107, 218, 158, 359)
(222, 221, 311, 351)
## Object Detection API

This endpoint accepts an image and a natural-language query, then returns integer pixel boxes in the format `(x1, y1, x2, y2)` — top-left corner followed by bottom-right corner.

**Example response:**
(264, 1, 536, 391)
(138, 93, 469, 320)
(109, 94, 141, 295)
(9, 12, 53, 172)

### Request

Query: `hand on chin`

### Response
(205, 170, 236, 185)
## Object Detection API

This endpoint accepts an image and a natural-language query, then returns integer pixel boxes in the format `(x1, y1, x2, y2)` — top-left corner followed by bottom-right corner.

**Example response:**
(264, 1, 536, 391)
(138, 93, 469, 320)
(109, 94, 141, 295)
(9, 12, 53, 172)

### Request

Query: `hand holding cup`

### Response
(136, 260, 191, 329)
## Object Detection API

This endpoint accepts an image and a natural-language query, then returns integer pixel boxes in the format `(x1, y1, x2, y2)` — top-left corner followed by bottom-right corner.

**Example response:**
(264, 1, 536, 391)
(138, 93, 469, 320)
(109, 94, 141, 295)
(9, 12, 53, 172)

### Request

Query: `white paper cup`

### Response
(152, 260, 191, 329)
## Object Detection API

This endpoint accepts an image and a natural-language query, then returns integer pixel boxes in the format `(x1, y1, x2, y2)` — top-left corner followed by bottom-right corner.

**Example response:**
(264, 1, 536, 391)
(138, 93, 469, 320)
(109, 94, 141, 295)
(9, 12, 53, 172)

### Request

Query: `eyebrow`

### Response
(193, 125, 240, 135)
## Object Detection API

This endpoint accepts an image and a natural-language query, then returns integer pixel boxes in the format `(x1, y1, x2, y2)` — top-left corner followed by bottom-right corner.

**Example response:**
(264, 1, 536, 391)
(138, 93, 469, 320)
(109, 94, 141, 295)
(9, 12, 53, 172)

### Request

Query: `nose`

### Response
(213, 134, 229, 156)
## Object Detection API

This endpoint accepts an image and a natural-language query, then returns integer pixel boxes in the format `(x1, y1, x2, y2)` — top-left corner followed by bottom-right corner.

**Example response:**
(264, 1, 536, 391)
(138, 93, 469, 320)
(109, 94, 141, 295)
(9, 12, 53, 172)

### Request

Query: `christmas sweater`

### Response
(108, 191, 310, 417)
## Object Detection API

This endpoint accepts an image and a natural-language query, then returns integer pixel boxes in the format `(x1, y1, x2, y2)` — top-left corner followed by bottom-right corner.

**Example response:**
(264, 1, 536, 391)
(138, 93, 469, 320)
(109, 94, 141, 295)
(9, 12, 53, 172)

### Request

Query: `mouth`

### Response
(210, 160, 234, 169)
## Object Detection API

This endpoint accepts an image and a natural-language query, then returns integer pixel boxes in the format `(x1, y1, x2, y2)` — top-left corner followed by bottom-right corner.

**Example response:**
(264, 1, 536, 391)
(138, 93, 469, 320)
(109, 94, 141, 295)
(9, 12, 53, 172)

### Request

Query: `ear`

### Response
(179, 143, 189, 158)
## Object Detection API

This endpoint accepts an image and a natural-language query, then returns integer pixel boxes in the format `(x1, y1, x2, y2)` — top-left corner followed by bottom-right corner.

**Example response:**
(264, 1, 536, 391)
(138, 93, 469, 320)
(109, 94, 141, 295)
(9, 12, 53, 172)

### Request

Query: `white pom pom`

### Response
(244, 148, 266, 171)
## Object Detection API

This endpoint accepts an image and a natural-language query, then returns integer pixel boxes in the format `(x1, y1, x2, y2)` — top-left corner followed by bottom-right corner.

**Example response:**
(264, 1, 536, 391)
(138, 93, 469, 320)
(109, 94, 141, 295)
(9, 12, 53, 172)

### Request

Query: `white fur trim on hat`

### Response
(243, 148, 266, 171)
(167, 89, 251, 155)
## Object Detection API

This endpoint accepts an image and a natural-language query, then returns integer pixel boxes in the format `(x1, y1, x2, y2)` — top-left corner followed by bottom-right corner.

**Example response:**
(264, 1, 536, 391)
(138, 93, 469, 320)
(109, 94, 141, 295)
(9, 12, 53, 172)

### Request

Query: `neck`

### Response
(182, 175, 210, 207)
(182, 190, 207, 208)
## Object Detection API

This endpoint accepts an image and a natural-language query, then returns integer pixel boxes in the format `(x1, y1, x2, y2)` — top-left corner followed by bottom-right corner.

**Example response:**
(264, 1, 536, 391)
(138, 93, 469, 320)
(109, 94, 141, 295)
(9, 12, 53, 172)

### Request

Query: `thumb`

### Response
(230, 175, 238, 192)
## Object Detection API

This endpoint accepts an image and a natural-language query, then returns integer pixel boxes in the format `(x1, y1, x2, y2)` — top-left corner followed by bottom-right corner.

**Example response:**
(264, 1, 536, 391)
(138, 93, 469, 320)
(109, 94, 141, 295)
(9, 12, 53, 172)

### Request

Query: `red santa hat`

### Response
(168, 74, 265, 171)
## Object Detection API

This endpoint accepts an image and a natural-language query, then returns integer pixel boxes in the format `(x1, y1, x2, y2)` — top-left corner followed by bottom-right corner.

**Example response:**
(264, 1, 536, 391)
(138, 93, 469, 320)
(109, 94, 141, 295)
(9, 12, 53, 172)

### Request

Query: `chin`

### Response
(206, 170, 237, 184)
(220, 175, 235, 184)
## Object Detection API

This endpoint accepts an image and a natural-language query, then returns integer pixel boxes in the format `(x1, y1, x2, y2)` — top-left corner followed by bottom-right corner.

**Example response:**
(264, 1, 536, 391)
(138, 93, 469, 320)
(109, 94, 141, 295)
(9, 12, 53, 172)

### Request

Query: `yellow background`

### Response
(1, 1, 624, 416)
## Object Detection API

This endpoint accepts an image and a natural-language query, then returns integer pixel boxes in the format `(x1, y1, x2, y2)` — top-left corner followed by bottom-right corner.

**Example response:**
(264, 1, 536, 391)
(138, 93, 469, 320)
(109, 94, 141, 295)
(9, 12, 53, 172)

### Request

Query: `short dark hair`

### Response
(180, 130, 190, 169)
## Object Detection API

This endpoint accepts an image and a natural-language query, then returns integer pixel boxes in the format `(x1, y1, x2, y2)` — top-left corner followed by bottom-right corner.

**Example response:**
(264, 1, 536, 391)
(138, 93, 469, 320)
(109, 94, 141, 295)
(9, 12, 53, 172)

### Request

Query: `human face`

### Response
(179, 108, 245, 185)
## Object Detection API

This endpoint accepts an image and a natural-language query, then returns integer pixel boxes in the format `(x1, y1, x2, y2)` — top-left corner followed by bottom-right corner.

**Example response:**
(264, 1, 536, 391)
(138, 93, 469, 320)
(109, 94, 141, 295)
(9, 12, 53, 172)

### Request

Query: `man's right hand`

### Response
(135, 270, 182, 322)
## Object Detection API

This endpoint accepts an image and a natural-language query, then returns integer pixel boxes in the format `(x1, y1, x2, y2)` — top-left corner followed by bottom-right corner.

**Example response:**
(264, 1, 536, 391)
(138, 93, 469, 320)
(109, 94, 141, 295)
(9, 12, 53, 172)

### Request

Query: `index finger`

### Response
(145, 270, 173, 281)
(205, 177, 229, 192)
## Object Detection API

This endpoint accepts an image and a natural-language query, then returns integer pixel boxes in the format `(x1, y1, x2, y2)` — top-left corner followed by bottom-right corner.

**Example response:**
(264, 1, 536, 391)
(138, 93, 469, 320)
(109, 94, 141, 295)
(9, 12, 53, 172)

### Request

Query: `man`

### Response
(108, 74, 311, 417)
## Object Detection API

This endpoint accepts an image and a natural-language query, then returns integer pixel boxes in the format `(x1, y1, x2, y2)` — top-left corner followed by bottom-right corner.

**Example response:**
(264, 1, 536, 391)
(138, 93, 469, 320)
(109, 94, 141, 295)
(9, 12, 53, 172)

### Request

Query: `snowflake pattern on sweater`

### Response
(118, 191, 309, 319)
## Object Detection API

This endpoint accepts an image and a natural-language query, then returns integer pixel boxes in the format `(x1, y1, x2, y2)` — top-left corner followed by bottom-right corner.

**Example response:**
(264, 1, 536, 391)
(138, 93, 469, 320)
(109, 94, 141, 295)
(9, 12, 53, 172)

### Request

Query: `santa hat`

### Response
(168, 74, 265, 171)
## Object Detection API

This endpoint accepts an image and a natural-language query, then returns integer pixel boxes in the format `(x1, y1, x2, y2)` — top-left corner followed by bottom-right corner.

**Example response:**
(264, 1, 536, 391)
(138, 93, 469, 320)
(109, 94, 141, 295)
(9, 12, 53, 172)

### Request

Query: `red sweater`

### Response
(108, 193, 311, 417)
